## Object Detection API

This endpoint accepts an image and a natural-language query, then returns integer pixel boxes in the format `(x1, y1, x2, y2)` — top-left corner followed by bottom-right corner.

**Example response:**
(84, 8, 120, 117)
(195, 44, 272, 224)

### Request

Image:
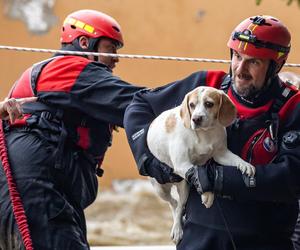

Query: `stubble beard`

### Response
(234, 83, 258, 97)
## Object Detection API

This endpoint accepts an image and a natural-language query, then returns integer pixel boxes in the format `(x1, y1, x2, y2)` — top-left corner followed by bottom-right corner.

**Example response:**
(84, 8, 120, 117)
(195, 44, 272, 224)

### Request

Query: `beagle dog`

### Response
(147, 86, 255, 244)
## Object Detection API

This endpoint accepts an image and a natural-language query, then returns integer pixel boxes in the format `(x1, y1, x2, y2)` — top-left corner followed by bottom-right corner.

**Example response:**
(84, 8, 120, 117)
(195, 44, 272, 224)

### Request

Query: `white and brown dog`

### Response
(147, 86, 255, 244)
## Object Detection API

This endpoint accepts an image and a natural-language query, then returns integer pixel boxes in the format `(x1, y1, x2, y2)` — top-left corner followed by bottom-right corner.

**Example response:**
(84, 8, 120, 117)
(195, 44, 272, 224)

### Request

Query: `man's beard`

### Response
(232, 82, 260, 98)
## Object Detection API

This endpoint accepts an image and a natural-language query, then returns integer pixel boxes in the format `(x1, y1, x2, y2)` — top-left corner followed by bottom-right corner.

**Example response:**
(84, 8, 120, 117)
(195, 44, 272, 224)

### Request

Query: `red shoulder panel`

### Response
(205, 70, 227, 88)
(279, 91, 300, 122)
(9, 67, 35, 98)
(36, 56, 90, 92)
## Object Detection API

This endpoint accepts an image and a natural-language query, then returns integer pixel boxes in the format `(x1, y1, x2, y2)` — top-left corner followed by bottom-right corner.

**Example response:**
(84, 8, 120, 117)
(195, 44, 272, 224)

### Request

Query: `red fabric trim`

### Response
(10, 114, 31, 127)
(228, 88, 273, 119)
(76, 127, 90, 150)
(205, 70, 227, 88)
(10, 68, 35, 98)
(36, 56, 90, 92)
(241, 128, 277, 165)
(279, 92, 300, 122)
(241, 128, 264, 163)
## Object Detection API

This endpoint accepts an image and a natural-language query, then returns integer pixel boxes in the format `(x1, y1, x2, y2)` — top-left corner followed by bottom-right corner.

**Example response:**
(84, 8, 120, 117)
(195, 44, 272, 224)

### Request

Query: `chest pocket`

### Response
(241, 127, 278, 165)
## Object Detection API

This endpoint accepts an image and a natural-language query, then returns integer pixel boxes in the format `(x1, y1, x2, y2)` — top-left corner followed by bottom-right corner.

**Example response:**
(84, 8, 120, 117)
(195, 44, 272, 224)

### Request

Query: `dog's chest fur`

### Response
(186, 129, 220, 165)
(147, 107, 225, 168)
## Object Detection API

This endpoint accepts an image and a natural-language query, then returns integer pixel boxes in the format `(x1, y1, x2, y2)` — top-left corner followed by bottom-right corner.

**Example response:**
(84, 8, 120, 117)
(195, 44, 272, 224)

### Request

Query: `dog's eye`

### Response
(205, 101, 214, 108)
(189, 102, 195, 109)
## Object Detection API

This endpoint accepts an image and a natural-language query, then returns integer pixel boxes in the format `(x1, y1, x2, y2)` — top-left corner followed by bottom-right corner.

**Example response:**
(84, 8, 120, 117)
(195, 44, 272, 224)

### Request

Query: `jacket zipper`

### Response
(246, 130, 266, 163)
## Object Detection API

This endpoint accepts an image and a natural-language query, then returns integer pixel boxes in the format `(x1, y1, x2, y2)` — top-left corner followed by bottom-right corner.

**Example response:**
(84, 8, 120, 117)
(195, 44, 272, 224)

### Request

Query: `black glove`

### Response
(185, 160, 223, 194)
(139, 153, 183, 184)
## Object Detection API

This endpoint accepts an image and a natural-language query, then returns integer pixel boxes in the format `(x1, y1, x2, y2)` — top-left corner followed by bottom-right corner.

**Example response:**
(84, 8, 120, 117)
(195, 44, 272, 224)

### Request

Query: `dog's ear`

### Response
(218, 92, 237, 127)
(180, 91, 192, 128)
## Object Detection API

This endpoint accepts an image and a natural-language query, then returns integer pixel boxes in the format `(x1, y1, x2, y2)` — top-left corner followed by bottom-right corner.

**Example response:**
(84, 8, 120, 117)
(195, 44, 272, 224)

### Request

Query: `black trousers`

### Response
(0, 130, 90, 250)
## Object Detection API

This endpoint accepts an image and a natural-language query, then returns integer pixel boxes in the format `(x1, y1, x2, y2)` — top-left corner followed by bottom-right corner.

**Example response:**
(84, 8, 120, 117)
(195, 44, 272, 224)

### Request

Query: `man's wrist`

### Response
(185, 165, 213, 194)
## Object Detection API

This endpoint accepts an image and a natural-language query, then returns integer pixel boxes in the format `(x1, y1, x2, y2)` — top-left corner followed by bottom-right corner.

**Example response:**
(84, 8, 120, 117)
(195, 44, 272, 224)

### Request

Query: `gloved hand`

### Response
(185, 160, 223, 194)
(139, 153, 183, 184)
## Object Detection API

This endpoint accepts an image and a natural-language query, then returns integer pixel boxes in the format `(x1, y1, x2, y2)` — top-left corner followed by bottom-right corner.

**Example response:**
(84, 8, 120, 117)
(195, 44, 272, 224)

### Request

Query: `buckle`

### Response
(40, 111, 53, 120)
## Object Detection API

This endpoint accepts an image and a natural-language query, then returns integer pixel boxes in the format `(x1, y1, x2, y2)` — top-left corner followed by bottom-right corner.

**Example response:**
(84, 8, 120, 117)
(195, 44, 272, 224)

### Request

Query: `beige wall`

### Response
(1, 0, 300, 187)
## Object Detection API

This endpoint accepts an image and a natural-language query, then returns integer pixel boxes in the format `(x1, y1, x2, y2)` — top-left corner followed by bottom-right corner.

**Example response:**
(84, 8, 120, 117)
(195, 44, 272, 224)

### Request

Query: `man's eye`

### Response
(205, 102, 214, 108)
(233, 52, 241, 59)
(250, 60, 259, 65)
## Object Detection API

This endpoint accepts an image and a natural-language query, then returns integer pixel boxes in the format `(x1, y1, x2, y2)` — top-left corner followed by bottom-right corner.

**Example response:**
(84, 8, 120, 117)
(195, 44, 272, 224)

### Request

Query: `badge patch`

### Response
(263, 137, 276, 152)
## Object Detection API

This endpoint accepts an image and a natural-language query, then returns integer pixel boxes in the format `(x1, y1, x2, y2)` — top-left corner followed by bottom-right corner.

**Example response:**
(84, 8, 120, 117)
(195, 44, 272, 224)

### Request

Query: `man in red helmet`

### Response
(0, 9, 148, 249)
(124, 15, 300, 249)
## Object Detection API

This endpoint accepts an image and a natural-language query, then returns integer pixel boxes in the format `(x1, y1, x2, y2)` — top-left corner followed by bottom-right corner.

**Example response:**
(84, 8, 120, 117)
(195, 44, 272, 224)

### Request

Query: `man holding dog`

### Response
(124, 15, 300, 249)
(0, 9, 144, 249)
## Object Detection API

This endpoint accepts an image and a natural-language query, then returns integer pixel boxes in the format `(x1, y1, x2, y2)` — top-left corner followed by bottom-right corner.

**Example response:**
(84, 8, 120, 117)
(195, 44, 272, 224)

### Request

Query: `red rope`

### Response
(0, 120, 34, 250)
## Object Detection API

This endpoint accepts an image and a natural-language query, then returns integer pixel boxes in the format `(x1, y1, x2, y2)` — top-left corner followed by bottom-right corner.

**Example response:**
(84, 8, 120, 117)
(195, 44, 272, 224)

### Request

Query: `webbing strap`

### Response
(0, 120, 34, 250)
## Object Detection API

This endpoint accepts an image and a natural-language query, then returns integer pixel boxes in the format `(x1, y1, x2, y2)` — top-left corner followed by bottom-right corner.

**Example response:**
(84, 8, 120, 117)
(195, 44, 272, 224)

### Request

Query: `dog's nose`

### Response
(192, 116, 203, 126)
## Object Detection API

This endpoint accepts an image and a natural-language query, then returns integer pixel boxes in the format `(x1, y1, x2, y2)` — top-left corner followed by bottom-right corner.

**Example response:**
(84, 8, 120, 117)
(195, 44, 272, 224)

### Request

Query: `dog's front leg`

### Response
(214, 148, 255, 176)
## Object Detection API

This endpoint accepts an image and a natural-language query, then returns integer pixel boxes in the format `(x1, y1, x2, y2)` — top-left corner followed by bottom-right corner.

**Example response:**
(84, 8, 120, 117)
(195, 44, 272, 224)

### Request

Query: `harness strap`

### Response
(53, 110, 67, 170)
(0, 120, 34, 250)
(220, 74, 231, 92)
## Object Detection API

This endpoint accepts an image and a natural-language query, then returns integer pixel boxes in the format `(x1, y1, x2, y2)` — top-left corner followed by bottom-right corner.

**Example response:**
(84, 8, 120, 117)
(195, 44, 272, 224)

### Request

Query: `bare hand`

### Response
(0, 97, 37, 123)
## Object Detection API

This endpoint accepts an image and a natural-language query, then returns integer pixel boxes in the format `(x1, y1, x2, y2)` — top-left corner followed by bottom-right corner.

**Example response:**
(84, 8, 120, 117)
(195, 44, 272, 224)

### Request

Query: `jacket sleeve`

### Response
(37, 61, 144, 127)
(219, 103, 300, 202)
(123, 89, 157, 176)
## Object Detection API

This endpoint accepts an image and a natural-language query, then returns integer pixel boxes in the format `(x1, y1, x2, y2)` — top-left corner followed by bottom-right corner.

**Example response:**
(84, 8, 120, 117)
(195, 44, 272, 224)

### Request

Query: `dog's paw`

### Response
(171, 223, 183, 244)
(237, 162, 255, 177)
(201, 192, 214, 208)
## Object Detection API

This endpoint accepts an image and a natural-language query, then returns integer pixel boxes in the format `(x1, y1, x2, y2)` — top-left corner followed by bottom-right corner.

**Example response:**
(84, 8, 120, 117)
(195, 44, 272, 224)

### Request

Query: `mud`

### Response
(85, 180, 174, 246)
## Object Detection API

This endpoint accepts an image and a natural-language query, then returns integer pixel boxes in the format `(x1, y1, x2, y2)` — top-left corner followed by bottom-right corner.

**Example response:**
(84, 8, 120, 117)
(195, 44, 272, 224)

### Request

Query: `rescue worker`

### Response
(124, 15, 300, 250)
(0, 9, 145, 249)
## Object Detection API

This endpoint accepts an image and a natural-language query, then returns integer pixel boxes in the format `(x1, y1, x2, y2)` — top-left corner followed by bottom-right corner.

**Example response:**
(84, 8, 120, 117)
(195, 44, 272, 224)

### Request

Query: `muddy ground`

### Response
(85, 180, 174, 246)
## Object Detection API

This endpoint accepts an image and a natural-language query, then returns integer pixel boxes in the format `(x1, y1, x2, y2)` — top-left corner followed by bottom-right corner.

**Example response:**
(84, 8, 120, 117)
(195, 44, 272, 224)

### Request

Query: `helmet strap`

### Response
(86, 38, 100, 61)
(229, 49, 233, 77)
(265, 60, 278, 83)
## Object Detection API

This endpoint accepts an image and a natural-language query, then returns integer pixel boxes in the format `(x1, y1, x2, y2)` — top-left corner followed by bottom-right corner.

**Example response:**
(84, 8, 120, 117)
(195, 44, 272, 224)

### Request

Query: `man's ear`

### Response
(78, 36, 90, 50)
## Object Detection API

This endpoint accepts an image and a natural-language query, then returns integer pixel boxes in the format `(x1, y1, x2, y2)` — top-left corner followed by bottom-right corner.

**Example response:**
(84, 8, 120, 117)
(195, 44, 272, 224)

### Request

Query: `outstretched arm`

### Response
(124, 89, 182, 184)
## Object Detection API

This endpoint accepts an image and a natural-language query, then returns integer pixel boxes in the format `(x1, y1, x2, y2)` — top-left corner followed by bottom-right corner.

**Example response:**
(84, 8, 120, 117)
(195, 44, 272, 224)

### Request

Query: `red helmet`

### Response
(60, 9, 123, 47)
(227, 15, 291, 65)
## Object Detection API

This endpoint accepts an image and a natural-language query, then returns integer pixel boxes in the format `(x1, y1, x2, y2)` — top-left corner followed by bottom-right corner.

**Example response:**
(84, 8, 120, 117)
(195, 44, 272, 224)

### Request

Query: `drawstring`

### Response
(0, 120, 34, 250)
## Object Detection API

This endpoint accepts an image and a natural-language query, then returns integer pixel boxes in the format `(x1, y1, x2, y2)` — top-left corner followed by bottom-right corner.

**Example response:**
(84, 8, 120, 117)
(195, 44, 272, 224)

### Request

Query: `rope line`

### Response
(1, 45, 300, 67)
